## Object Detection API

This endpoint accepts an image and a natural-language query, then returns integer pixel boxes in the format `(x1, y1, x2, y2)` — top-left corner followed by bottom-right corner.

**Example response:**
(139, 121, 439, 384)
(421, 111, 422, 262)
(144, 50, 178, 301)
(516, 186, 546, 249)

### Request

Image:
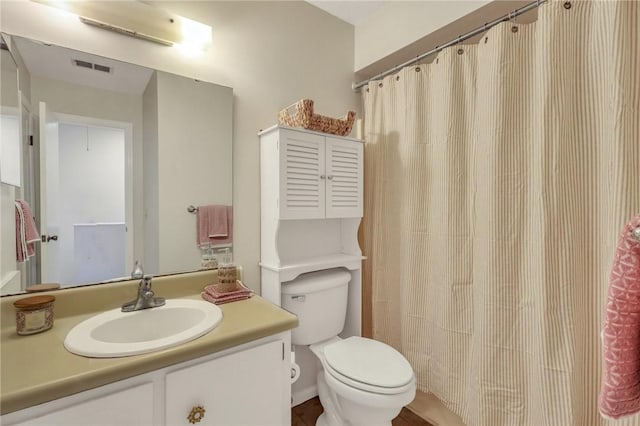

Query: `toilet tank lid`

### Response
(282, 268, 351, 295)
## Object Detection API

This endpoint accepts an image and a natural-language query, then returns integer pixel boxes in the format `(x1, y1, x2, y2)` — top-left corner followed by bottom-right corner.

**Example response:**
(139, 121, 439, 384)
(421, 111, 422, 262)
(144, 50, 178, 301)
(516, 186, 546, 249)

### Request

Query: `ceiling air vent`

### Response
(73, 59, 93, 69)
(72, 59, 112, 74)
(93, 64, 111, 73)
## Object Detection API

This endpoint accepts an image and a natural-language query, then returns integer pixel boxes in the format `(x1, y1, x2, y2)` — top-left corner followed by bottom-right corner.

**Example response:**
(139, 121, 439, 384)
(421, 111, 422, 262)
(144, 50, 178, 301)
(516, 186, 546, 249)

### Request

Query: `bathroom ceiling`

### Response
(306, 1, 386, 25)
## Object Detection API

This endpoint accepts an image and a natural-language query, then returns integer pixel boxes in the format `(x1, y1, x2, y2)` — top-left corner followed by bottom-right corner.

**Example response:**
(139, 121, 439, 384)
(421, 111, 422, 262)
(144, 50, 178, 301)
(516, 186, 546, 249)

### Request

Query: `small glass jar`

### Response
(200, 246, 218, 269)
(13, 295, 56, 335)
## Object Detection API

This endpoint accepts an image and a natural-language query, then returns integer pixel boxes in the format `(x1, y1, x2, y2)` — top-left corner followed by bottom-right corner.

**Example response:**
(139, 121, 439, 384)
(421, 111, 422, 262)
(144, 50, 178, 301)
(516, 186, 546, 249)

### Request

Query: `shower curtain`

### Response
(361, 1, 639, 425)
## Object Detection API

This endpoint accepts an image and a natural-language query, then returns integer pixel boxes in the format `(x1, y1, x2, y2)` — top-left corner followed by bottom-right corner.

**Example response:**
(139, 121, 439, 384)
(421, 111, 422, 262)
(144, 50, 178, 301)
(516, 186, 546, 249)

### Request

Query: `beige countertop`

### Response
(0, 271, 297, 415)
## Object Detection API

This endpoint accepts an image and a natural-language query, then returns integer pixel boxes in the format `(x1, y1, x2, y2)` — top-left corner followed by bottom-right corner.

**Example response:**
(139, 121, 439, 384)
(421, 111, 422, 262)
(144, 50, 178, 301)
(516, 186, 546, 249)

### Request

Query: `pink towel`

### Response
(201, 280, 253, 305)
(196, 205, 233, 247)
(15, 200, 40, 263)
(600, 213, 640, 419)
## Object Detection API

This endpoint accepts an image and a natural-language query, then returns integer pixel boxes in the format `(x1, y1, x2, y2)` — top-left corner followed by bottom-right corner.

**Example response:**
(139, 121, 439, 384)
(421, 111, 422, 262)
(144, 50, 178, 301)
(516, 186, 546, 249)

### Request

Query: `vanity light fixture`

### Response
(31, 0, 212, 51)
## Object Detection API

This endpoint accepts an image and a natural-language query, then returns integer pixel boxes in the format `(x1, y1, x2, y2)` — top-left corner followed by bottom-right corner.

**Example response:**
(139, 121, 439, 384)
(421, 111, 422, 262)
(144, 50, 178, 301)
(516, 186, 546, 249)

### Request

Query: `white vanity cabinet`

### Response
(261, 126, 363, 220)
(2, 335, 290, 426)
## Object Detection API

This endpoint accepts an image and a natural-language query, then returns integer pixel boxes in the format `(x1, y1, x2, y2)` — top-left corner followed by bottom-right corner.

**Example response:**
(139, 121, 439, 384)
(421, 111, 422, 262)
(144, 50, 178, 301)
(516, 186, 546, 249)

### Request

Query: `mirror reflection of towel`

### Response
(196, 205, 233, 247)
(15, 199, 40, 262)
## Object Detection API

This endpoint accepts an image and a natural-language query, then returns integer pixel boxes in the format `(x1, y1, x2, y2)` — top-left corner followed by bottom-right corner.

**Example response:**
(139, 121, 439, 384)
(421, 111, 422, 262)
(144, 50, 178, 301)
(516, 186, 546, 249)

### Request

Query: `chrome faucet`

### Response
(121, 275, 166, 312)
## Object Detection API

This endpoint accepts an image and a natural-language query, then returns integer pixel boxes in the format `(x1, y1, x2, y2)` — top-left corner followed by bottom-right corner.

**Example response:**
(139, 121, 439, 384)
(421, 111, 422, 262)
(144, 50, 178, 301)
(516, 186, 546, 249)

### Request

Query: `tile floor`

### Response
(292, 397, 434, 426)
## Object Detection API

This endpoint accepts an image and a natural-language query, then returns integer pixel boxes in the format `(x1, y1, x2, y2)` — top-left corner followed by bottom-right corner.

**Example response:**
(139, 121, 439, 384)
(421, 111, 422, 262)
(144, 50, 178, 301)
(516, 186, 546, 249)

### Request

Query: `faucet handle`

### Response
(140, 275, 153, 290)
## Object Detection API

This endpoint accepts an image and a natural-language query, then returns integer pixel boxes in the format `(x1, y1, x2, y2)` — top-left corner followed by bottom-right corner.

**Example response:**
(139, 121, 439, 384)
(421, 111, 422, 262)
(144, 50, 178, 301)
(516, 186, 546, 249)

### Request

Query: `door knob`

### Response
(42, 235, 59, 242)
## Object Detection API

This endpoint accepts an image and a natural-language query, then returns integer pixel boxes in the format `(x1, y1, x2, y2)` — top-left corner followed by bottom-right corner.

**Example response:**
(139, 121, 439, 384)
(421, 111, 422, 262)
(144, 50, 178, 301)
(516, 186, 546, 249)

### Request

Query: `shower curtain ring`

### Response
(510, 10, 519, 33)
(456, 35, 464, 55)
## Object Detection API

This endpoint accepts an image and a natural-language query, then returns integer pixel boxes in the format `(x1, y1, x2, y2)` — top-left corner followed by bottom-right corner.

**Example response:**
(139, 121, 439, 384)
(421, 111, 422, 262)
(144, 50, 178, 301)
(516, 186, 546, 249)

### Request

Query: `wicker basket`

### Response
(278, 99, 356, 136)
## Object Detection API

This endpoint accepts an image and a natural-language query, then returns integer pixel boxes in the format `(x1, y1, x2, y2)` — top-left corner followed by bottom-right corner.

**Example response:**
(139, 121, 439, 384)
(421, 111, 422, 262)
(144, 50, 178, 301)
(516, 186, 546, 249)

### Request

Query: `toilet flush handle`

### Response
(291, 295, 306, 302)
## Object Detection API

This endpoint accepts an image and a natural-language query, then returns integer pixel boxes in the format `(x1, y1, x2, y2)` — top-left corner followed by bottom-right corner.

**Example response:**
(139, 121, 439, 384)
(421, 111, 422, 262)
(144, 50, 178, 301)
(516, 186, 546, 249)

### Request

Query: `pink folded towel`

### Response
(15, 200, 40, 263)
(201, 280, 253, 305)
(600, 213, 640, 419)
(201, 291, 251, 305)
(196, 205, 233, 247)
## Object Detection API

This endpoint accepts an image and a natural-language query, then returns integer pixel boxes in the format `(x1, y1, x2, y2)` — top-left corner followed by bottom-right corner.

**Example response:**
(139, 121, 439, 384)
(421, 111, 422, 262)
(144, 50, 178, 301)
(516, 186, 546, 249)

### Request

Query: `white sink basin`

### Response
(64, 299, 223, 358)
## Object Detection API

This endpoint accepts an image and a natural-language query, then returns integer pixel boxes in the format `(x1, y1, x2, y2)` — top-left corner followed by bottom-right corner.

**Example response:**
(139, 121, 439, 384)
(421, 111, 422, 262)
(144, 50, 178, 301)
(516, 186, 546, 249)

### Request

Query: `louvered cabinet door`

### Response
(325, 137, 363, 218)
(279, 130, 326, 219)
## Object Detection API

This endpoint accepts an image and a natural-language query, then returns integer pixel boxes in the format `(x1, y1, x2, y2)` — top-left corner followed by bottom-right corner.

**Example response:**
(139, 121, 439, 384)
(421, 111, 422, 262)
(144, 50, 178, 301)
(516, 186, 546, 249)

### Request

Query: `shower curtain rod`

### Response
(352, 0, 547, 90)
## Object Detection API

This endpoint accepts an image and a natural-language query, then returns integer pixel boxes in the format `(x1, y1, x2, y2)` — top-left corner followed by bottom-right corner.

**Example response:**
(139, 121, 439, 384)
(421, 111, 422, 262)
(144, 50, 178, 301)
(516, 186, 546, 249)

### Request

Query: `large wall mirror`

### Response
(1, 33, 233, 296)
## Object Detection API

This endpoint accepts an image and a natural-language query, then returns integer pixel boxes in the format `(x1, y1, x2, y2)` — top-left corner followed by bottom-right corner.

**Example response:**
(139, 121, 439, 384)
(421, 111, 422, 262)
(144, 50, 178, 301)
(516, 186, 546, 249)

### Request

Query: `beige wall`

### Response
(155, 71, 233, 274)
(0, 0, 358, 291)
(354, 1, 489, 71)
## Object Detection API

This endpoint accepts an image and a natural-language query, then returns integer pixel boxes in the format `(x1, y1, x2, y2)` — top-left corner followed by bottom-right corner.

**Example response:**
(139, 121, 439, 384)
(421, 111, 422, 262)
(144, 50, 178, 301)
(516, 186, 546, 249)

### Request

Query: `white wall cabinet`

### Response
(259, 125, 363, 405)
(259, 125, 364, 299)
(2, 334, 290, 426)
(267, 127, 363, 220)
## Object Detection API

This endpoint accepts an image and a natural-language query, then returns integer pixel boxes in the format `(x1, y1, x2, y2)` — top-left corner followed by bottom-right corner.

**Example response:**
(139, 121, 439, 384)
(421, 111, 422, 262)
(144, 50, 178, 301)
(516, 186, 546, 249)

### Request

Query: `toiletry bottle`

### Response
(131, 261, 144, 279)
(217, 248, 237, 292)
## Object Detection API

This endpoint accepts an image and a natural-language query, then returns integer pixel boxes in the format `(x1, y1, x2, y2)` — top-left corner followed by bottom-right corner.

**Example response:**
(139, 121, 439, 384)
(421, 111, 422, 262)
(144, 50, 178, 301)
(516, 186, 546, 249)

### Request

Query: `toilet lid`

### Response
(323, 337, 414, 388)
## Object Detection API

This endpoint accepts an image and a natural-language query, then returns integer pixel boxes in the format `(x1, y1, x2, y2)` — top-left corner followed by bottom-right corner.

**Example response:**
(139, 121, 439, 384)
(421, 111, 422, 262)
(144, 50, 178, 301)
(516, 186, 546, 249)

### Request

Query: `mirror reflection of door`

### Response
(39, 101, 132, 287)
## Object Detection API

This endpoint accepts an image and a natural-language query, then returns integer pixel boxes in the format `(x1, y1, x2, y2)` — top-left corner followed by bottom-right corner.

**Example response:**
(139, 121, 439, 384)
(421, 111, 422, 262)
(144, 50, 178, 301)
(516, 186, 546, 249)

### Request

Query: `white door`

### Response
(38, 101, 61, 283)
(325, 137, 363, 218)
(279, 129, 326, 220)
(165, 340, 287, 425)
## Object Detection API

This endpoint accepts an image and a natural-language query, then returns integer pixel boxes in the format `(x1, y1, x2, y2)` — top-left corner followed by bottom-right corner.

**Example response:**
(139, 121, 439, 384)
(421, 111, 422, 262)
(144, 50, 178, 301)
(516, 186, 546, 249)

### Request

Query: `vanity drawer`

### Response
(5, 382, 154, 426)
(165, 339, 286, 426)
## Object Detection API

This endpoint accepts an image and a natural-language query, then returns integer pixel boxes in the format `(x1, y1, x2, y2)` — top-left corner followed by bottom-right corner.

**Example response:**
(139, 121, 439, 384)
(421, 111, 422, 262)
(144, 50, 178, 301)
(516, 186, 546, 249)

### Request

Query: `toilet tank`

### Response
(282, 268, 351, 346)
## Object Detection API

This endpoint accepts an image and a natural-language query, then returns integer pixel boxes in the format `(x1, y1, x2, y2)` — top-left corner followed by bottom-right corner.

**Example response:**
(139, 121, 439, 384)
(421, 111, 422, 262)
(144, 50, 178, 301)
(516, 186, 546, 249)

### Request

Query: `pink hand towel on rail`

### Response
(600, 213, 640, 419)
(15, 199, 40, 262)
(196, 205, 233, 246)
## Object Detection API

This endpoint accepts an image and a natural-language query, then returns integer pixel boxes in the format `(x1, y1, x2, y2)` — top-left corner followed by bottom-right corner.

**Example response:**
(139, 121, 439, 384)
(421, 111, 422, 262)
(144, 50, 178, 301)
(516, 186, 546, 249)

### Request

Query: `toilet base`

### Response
(315, 411, 392, 426)
(315, 412, 330, 426)
(315, 371, 397, 426)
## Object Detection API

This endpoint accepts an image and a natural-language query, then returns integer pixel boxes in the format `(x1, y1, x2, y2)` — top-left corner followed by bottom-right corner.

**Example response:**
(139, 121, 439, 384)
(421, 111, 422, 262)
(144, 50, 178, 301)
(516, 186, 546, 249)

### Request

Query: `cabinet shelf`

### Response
(260, 253, 365, 282)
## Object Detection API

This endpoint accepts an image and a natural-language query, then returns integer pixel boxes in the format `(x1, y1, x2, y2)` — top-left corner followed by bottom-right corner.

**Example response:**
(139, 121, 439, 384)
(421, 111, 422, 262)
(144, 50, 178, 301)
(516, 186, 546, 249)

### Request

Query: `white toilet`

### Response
(282, 268, 416, 426)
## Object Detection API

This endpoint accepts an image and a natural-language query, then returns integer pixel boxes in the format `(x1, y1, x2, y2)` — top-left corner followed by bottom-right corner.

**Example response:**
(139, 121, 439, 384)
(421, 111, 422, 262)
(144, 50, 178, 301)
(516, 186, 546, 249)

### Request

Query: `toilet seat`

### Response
(317, 336, 415, 395)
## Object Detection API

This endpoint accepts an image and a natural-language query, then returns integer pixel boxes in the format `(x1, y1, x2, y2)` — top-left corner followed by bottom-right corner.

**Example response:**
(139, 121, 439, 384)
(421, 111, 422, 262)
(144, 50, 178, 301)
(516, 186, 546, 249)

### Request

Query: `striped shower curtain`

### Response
(361, 1, 639, 425)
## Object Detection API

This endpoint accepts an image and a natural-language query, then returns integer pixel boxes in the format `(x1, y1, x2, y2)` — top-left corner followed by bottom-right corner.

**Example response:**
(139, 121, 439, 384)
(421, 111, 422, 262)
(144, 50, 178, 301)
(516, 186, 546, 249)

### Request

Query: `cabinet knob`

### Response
(320, 175, 326, 180)
(187, 406, 206, 424)
(327, 175, 333, 180)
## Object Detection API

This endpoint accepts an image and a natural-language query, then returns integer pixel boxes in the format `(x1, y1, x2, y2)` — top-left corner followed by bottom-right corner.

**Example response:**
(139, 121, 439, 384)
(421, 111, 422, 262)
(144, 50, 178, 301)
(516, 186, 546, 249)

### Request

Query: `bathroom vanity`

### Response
(0, 271, 298, 425)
